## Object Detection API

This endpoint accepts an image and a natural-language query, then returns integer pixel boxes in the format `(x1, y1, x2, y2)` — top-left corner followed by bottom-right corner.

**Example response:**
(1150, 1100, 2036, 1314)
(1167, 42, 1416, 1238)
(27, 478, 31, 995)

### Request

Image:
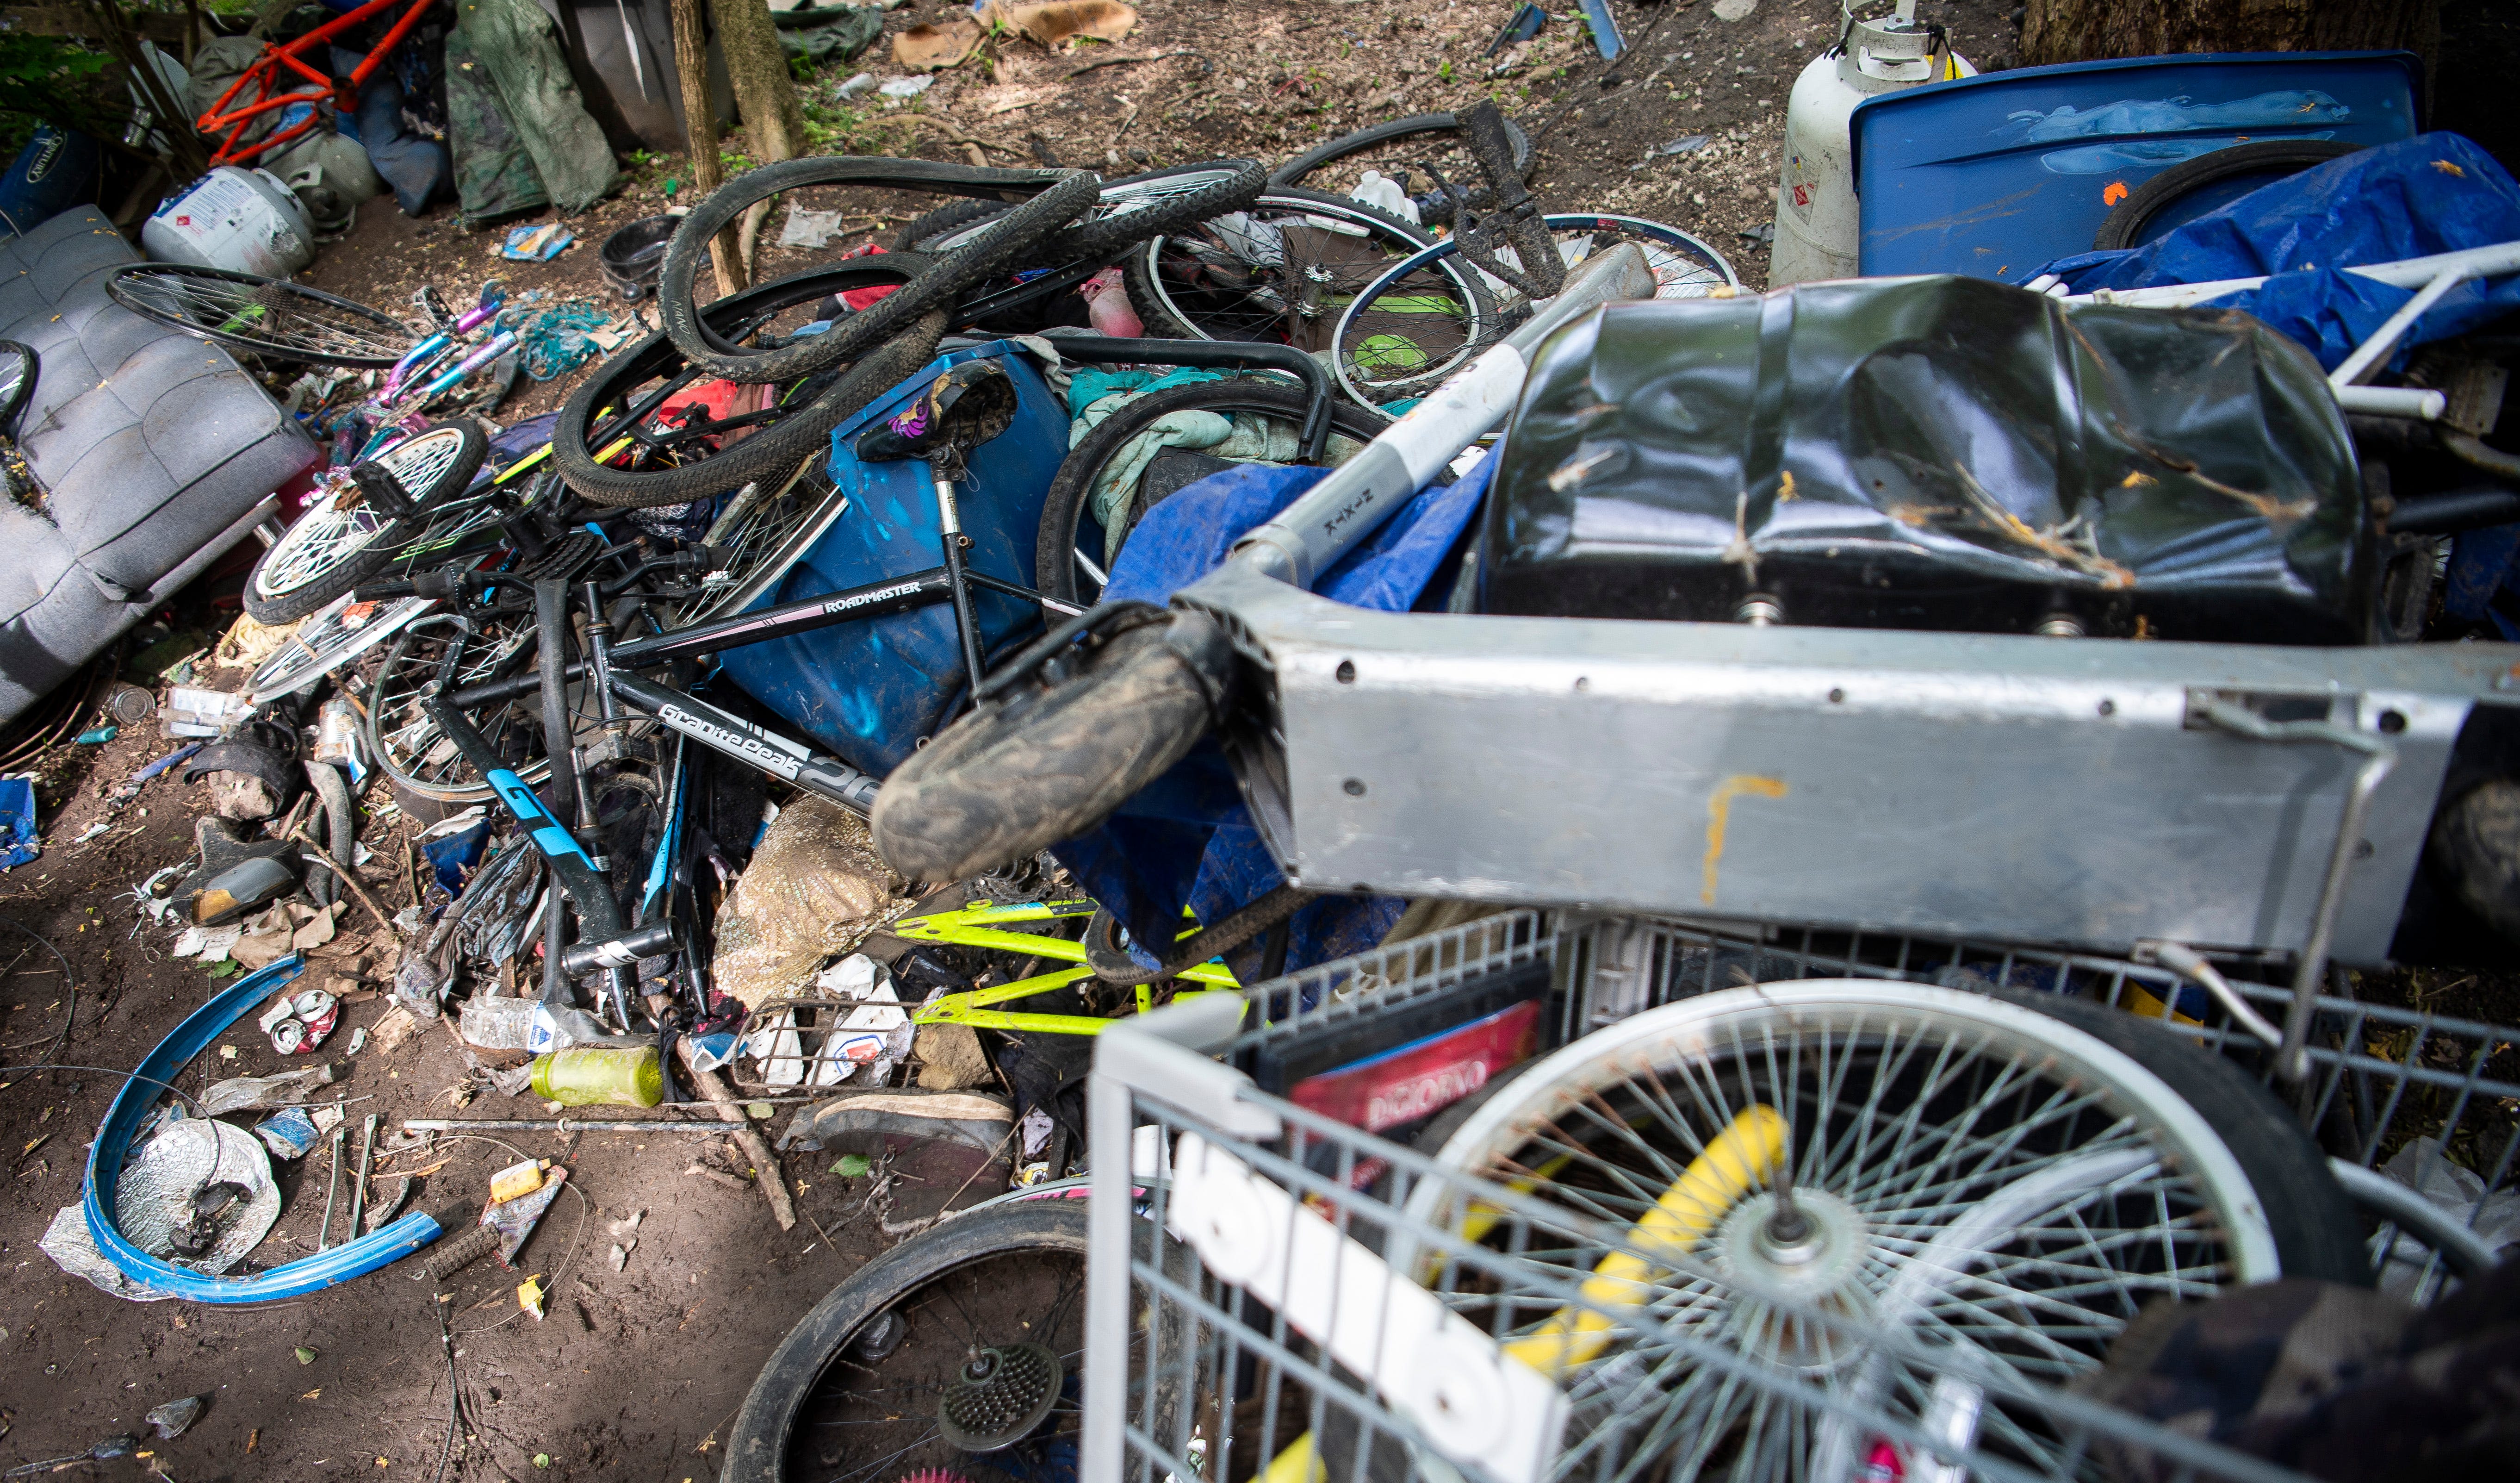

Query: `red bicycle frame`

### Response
(197, 0, 441, 168)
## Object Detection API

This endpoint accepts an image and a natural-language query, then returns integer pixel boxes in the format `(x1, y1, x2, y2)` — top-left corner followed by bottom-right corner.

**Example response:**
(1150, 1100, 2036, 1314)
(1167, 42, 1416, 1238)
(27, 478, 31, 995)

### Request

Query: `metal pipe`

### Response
(2066, 239, 2520, 311)
(348, 1112, 379, 1235)
(2135, 941, 2286, 1051)
(2332, 264, 2472, 388)
(2193, 700, 2396, 1084)
(317, 1122, 345, 1251)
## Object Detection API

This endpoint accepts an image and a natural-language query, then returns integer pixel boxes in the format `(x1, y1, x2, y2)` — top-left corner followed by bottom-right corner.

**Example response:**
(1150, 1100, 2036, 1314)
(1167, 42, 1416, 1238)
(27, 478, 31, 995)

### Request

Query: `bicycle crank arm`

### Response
(612, 673, 882, 814)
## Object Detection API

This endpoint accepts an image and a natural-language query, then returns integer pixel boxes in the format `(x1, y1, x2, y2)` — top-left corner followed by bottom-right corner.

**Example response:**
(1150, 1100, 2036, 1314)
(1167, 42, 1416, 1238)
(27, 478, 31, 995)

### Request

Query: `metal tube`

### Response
(348, 1113, 379, 1237)
(2138, 941, 2286, 1051)
(2194, 700, 2396, 1084)
(317, 1122, 345, 1250)
(1078, 1067, 1137, 1483)
(935, 475, 990, 698)
(1229, 242, 1659, 590)
(2331, 264, 2471, 388)
(2333, 384, 2446, 420)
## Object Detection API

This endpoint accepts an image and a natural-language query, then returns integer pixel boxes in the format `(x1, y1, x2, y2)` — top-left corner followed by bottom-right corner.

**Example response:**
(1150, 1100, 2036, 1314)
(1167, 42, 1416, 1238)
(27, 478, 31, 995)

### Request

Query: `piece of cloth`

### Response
(776, 3, 885, 64)
(449, 0, 622, 218)
(2025, 133, 2520, 374)
(443, 26, 547, 224)
(341, 40, 450, 216)
(1053, 455, 1496, 979)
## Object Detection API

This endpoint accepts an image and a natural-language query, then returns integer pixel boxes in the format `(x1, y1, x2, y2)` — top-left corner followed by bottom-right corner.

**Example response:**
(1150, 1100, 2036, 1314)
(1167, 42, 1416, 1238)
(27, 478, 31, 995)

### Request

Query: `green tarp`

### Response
(775, 4, 886, 65)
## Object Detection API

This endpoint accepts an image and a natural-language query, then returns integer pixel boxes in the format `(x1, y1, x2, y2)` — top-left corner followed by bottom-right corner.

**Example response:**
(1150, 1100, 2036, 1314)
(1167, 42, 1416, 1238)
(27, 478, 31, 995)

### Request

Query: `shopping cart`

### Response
(1081, 910, 2519, 1483)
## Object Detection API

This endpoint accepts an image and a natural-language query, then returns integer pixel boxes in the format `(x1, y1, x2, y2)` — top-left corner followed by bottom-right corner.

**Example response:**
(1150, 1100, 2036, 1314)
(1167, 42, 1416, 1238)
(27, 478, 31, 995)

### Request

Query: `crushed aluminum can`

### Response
(256, 987, 340, 1054)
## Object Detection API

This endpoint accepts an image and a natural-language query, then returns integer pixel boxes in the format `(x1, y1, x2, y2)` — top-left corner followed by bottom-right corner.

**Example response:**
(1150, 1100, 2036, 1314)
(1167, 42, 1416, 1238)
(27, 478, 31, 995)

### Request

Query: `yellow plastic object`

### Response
(1260, 1430, 1326, 1483)
(894, 897, 1239, 1036)
(517, 1275, 546, 1320)
(1503, 1104, 1787, 1378)
(529, 1045, 664, 1107)
(487, 1158, 546, 1204)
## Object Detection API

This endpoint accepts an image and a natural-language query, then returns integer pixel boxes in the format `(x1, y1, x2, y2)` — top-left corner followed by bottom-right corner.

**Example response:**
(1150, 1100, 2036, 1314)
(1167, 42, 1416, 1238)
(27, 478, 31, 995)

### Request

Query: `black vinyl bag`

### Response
(1477, 276, 2373, 644)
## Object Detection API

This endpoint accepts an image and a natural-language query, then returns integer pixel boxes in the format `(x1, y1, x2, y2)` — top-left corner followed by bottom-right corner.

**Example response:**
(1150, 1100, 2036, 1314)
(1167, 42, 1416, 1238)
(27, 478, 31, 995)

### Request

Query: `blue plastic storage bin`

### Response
(1851, 50, 2421, 280)
(712, 340, 1067, 777)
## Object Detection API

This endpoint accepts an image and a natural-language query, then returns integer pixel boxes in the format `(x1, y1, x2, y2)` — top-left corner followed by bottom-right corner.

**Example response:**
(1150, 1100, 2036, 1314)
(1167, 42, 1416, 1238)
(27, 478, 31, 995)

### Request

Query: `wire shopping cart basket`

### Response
(1080, 911, 2519, 1483)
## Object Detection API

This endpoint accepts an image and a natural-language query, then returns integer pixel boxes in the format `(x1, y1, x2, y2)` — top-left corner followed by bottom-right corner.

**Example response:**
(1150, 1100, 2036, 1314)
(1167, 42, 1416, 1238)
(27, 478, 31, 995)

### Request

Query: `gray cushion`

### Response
(0, 209, 318, 724)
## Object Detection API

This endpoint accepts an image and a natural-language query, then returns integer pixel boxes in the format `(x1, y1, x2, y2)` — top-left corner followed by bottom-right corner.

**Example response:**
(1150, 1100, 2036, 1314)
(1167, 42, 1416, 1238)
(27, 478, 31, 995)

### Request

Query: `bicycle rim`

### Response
(655, 455, 850, 629)
(1129, 190, 1440, 346)
(1409, 982, 2286, 1482)
(105, 264, 415, 368)
(251, 424, 475, 601)
(246, 592, 436, 704)
(1334, 214, 1737, 408)
(368, 610, 552, 804)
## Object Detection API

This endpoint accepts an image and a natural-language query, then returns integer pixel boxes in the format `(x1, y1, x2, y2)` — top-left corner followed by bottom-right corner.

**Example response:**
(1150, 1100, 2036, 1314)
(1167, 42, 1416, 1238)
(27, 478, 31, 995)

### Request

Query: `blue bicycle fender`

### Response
(83, 955, 448, 1302)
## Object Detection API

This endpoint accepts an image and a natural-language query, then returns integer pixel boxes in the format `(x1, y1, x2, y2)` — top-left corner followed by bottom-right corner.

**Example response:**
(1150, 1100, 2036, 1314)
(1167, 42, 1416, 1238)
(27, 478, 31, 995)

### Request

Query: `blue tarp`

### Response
(0, 773, 38, 871)
(1053, 454, 1495, 978)
(2026, 133, 2520, 374)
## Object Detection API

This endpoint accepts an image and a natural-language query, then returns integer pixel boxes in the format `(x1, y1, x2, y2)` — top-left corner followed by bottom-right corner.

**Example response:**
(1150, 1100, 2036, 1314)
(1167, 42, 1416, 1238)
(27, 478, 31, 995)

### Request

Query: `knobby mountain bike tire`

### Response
(658, 160, 1098, 385)
(1270, 112, 1534, 226)
(1122, 187, 1447, 344)
(550, 261, 941, 509)
(243, 418, 488, 623)
(1034, 380, 1390, 608)
(874, 611, 1234, 881)
(105, 263, 416, 368)
(902, 158, 1270, 259)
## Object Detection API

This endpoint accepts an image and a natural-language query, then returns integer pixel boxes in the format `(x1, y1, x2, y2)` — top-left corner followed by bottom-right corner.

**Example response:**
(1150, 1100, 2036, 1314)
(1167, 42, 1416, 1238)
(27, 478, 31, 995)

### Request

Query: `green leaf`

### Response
(832, 1153, 871, 1178)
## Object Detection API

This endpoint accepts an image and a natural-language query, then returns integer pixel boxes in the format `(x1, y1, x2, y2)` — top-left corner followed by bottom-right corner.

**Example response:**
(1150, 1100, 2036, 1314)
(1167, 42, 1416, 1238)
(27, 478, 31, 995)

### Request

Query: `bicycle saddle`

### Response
(853, 359, 1017, 470)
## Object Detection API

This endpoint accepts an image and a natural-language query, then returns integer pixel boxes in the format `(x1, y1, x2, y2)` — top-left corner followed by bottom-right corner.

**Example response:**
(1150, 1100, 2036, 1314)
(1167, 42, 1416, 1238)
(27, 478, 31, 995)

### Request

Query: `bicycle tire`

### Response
(1034, 380, 1390, 607)
(243, 419, 488, 623)
(1270, 112, 1533, 225)
(873, 611, 1232, 881)
(105, 263, 416, 368)
(366, 607, 552, 809)
(722, 1197, 1190, 1483)
(552, 266, 947, 509)
(658, 160, 1098, 384)
(1331, 213, 1735, 407)
(0, 340, 36, 439)
(1123, 187, 1446, 344)
(1407, 981, 2367, 1480)
(909, 158, 1271, 259)
(2092, 140, 2363, 251)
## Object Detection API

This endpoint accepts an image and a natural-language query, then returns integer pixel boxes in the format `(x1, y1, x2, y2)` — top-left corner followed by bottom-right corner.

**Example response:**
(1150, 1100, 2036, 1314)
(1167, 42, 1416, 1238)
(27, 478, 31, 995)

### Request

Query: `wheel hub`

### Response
(936, 1342, 1062, 1452)
(1715, 1190, 1872, 1373)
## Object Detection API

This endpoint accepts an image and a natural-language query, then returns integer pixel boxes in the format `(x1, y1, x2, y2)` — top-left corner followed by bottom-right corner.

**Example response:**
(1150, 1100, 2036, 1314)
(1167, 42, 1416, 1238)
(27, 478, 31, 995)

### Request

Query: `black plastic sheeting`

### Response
(1478, 276, 2374, 644)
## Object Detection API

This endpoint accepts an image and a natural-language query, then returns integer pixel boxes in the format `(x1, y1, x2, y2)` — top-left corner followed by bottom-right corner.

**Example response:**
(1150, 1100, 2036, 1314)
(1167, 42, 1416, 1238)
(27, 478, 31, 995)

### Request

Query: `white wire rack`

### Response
(1081, 910, 2519, 1483)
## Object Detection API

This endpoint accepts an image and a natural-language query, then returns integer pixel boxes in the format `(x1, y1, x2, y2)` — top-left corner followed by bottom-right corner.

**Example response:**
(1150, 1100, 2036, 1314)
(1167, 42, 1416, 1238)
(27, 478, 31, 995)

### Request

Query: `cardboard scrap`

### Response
(893, 16, 982, 69)
(991, 0, 1136, 48)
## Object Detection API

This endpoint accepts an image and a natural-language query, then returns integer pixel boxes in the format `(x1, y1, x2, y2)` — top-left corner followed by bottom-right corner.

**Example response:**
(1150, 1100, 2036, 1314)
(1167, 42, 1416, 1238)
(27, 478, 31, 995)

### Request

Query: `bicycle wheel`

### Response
(1270, 111, 1534, 227)
(244, 591, 435, 704)
(366, 605, 552, 810)
(904, 158, 1269, 257)
(1034, 380, 1389, 609)
(243, 419, 489, 623)
(553, 261, 944, 510)
(721, 1197, 1194, 1483)
(1407, 981, 2367, 1482)
(660, 161, 1098, 385)
(105, 263, 416, 368)
(1122, 187, 1460, 348)
(0, 340, 37, 439)
(1332, 213, 1736, 407)
(650, 454, 851, 629)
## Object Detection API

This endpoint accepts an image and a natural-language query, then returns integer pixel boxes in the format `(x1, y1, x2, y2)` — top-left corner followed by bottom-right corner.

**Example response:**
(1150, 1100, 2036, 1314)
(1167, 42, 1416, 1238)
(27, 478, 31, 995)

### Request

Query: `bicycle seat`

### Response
(853, 359, 1017, 471)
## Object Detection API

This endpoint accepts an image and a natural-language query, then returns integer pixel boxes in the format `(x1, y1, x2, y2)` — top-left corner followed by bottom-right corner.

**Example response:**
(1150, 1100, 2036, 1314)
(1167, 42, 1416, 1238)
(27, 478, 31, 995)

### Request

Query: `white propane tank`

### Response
(1768, 0, 1973, 287)
(142, 166, 316, 279)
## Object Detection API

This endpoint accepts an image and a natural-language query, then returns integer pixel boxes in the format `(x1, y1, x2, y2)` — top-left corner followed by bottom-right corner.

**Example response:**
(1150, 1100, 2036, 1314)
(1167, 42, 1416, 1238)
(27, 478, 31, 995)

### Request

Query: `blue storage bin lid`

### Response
(1851, 50, 2422, 281)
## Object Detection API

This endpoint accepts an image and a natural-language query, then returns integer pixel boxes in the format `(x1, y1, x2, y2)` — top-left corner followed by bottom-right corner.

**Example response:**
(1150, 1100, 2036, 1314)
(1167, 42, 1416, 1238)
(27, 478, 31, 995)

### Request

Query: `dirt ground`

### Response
(6, 0, 2510, 1479)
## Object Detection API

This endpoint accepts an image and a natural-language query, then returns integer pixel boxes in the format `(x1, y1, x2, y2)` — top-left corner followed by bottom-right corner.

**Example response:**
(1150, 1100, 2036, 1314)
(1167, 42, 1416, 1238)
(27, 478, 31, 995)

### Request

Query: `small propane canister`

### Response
(1768, 0, 1973, 288)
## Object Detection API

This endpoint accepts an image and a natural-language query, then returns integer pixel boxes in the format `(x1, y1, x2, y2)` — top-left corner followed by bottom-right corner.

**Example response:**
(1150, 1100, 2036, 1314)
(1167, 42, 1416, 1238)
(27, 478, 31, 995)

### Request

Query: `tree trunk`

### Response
(2022, 0, 2439, 80)
(668, 0, 742, 297)
(708, 0, 805, 284)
